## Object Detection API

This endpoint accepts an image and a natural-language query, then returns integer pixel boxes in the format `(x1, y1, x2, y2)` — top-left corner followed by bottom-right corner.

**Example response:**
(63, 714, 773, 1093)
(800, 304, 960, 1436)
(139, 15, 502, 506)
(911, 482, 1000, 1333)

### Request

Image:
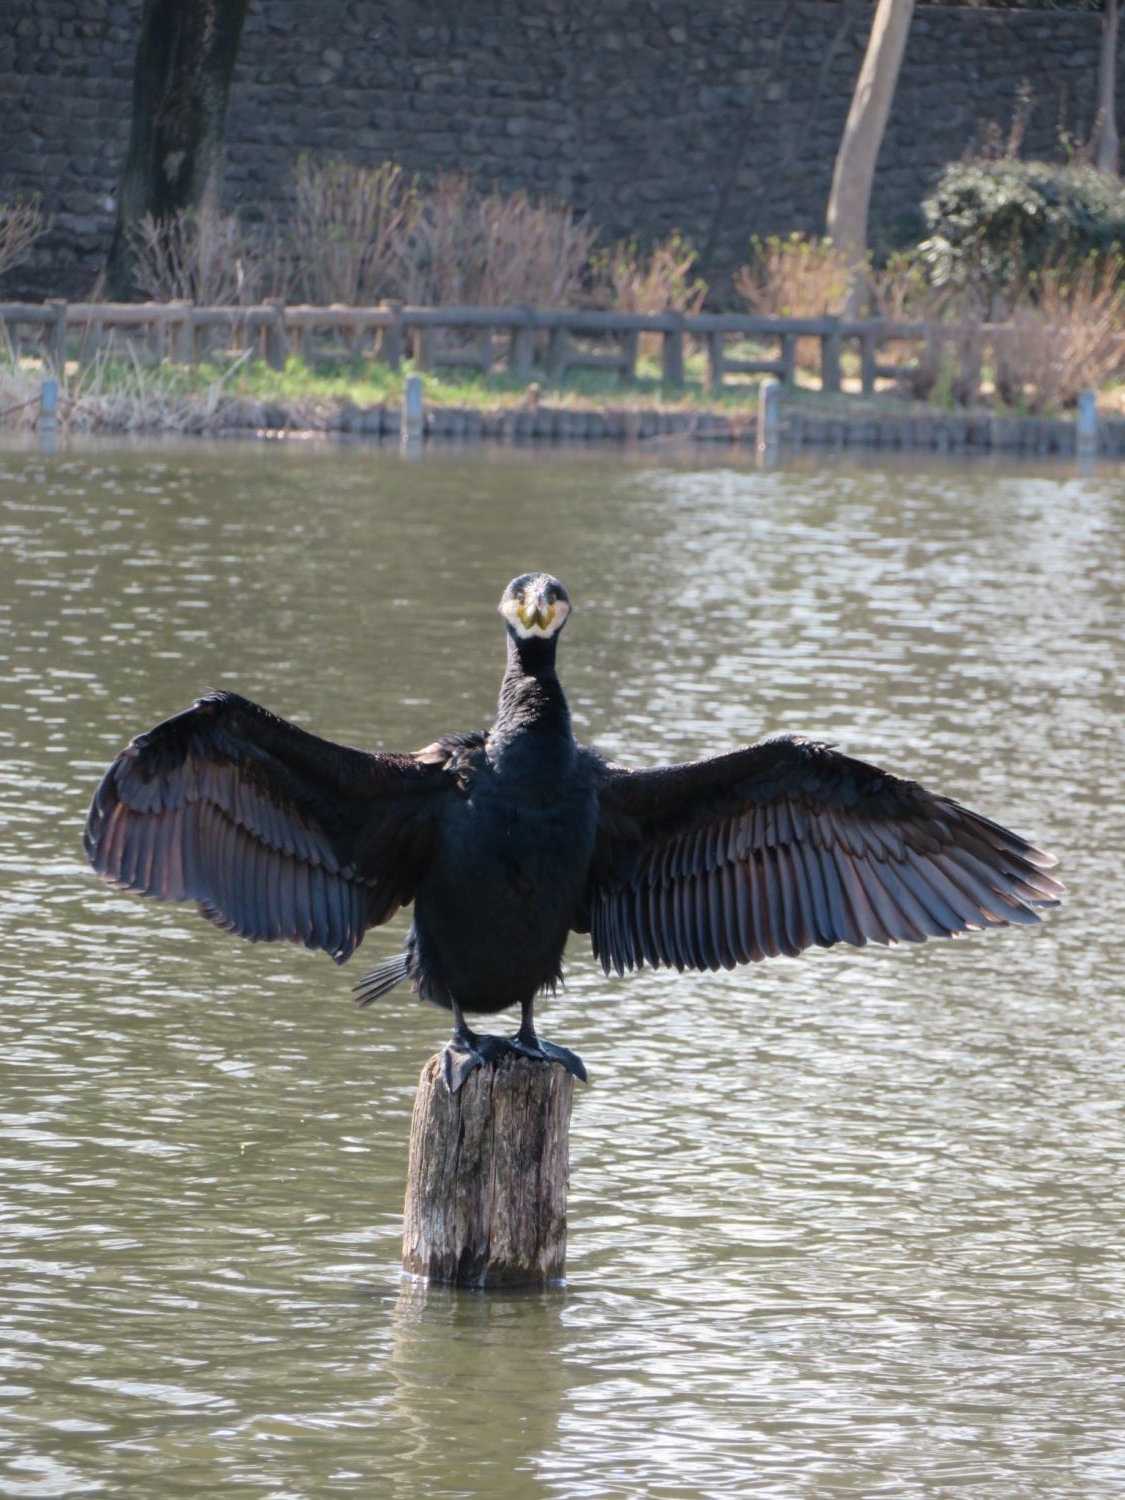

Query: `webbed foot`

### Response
(441, 1030, 514, 1094)
(509, 1033, 588, 1084)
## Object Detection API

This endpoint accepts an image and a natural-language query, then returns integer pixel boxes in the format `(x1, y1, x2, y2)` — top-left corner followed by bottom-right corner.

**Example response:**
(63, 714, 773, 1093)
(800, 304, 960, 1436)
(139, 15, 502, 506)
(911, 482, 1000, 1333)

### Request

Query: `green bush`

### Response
(920, 160, 1125, 304)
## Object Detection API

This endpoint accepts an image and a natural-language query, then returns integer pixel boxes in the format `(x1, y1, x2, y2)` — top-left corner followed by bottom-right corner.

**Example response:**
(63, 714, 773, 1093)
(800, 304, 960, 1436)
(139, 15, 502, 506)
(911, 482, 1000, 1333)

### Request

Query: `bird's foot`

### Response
(509, 1032, 588, 1084)
(441, 1030, 514, 1094)
(441, 1028, 588, 1092)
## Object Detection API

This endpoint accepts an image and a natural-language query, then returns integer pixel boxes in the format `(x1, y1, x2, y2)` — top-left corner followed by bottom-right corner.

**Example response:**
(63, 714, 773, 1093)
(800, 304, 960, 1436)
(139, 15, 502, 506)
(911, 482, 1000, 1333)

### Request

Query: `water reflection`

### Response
(0, 441, 1122, 1497)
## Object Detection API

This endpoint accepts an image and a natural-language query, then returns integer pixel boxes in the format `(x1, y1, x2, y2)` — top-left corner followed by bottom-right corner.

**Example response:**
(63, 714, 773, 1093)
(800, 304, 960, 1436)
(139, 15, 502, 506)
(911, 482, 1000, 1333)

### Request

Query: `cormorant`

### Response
(84, 572, 1062, 1092)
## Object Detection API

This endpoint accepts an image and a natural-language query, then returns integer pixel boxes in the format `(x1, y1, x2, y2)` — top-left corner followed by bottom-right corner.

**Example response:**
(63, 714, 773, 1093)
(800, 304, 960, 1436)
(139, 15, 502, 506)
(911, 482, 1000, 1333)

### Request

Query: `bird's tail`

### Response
(352, 952, 411, 1008)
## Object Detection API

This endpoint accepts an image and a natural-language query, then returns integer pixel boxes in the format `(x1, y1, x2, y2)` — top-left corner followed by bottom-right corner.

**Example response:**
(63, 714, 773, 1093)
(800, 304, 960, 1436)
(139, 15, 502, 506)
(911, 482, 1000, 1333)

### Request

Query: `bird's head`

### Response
(498, 573, 571, 641)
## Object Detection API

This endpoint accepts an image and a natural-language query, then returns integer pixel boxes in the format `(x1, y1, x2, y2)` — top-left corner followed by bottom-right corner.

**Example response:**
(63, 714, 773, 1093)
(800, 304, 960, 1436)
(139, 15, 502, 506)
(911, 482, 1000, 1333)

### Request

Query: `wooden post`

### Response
(757, 377, 780, 455)
(264, 298, 287, 371)
(820, 325, 842, 393)
(478, 324, 495, 373)
(402, 373, 424, 448)
(1077, 388, 1098, 460)
(706, 330, 725, 394)
(779, 331, 796, 385)
(547, 325, 568, 383)
(402, 1054, 574, 1288)
(618, 328, 639, 384)
(45, 299, 67, 372)
(662, 313, 684, 389)
(38, 376, 59, 452)
(510, 310, 535, 381)
(860, 330, 879, 395)
(381, 301, 403, 370)
(171, 302, 194, 364)
(145, 305, 167, 363)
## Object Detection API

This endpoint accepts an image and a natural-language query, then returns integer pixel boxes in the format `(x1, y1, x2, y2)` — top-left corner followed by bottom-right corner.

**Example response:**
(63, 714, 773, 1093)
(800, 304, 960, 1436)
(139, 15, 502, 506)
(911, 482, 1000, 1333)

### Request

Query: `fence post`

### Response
(479, 324, 495, 374)
(510, 309, 535, 382)
(264, 299, 287, 371)
(38, 376, 59, 452)
(402, 372, 424, 446)
(45, 299, 68, 372)
(171, 302, 194, 364)
(381, 301, 403, 370)
(706, 330, 725, 395)
(618, 328, 639, 384)
(860, 330, 878, 396)
(145, 305, 167, 363)
(779, 331, 796, 385)
(1077, 389, 1098, 460)
(757, 377, 780, 456)
(820, 324, 842, 394)
(547, 325, 568, 383)
(661, 313, 684, 390)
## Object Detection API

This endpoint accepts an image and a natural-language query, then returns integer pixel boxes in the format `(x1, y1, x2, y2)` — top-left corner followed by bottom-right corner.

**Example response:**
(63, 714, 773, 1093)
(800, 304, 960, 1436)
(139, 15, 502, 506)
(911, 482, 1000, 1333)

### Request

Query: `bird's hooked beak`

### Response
(518, 588, 557, 632)
(500, 579, 571, 640)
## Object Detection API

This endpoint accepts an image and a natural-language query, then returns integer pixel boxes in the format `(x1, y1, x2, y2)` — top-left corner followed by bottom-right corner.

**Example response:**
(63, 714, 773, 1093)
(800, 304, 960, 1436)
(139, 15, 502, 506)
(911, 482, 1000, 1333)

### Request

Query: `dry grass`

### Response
(402, 174, 596, 308)
(0, 196, 45, 282)
(591, 233, 707, 355)
(992, 254, 1125, 413)
(735, 234, 852, 369)
(898, 323, 985, 407)
(288, 157, 421, 305)
(0, 355, 41, 430)
(129, 205, 264, 306)
(867, 250, 949, 323)
(735, 234, 852, 320)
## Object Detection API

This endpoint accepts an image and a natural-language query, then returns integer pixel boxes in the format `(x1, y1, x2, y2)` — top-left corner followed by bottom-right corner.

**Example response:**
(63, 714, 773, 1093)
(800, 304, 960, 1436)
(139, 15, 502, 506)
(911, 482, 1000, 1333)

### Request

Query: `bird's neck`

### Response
(491, 634, 573, 757)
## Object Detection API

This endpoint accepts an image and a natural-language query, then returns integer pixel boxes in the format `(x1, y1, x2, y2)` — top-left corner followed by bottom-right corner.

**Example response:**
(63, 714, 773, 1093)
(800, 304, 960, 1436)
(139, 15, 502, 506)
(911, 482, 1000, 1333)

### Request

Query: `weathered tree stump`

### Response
(402, 1053, 574, 1288)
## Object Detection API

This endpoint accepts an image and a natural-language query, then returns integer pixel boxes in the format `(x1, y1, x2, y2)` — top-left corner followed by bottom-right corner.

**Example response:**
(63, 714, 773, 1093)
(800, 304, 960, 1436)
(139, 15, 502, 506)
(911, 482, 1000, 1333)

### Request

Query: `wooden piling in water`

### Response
(402, 1053, 574, 1288)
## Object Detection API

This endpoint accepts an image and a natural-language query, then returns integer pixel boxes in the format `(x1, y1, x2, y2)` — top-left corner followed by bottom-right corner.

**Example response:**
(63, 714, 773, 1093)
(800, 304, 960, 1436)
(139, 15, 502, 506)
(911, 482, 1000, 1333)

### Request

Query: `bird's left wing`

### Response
(84, 690, 483, 963)
(579, 735, 1062, 975)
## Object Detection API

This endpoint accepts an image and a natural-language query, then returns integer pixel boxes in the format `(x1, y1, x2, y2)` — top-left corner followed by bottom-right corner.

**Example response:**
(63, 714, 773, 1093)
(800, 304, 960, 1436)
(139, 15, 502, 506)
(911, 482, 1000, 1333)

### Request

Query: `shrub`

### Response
(129, 205, 265, 305)
(0, 358, 40, 430)
(734, 233, 852, 320)
(289, 157, 421, 305)
(0, 196, 46, 282)
(589, 232, 706, 356)
(401, 175, 596, 308)
(868, 248, 946, 322)
(734, 233, 852, 371)
(900, 324, 984, 407)
(592, 233, 707, 316)
(920, 159, 1125, 308)
(991, 253, 1125, 413)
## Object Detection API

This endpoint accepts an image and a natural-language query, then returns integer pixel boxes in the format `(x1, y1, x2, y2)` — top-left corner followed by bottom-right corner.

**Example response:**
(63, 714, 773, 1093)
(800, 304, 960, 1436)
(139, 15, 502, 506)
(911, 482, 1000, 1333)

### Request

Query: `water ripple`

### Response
(0, 444, 1122, 1498)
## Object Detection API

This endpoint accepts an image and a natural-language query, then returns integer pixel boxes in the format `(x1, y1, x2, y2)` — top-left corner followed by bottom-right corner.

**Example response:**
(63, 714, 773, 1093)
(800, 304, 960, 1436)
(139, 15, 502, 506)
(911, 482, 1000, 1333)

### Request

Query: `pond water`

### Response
(1, 440, 1123, 1498)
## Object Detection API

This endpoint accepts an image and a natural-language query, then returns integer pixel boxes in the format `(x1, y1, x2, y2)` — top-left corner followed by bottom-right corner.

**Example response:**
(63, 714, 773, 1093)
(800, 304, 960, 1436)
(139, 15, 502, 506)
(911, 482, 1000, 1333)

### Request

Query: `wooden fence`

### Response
(0, 297, 1106, 403)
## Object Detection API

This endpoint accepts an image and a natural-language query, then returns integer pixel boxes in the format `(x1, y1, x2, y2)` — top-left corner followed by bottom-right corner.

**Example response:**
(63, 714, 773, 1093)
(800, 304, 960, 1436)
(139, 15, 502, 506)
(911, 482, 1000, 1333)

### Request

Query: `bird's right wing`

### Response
(580, 734, 1062, 975)
(84, 691, 482, 962)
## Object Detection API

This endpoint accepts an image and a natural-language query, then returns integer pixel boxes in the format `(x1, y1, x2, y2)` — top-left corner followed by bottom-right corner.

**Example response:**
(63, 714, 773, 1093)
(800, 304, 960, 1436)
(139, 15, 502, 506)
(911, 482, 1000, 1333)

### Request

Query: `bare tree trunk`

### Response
(1094, 0, 1120, 175)
(104, 0, 250, 299)
(826, 0, 915, 280)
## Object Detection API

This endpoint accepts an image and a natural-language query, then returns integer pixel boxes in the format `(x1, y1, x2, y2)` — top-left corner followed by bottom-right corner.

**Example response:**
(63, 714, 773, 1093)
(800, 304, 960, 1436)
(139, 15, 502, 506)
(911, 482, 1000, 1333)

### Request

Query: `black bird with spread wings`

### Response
(85, 572, 1062, 1091)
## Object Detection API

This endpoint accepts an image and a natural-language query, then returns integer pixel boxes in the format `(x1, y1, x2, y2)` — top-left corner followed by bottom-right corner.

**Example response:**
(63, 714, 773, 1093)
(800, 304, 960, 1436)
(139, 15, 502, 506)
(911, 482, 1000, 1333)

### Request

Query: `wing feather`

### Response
(584, 734, 1061, 976)
(85, 690, 477, 963)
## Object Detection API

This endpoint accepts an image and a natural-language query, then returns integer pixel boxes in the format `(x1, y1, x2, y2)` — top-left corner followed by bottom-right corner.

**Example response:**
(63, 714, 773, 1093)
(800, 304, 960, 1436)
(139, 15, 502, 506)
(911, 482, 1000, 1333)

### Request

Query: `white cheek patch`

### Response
(500, 597, 570, 639)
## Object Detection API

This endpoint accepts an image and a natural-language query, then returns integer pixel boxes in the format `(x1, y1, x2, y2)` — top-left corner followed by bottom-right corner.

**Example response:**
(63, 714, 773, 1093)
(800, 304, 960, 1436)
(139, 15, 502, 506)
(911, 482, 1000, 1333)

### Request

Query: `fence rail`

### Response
(0, 298, 1115, 403)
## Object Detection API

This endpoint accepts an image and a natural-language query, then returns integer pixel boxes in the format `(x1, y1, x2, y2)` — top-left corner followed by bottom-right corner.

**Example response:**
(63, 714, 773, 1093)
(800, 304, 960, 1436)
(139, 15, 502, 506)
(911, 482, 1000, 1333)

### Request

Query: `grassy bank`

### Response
(2, 346, 1123, 451)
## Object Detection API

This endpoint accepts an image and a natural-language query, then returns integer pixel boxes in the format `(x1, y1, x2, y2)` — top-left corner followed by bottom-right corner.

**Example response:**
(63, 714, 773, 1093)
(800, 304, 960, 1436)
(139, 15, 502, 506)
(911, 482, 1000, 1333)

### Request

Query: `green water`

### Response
(1, 441, 1121, 1498)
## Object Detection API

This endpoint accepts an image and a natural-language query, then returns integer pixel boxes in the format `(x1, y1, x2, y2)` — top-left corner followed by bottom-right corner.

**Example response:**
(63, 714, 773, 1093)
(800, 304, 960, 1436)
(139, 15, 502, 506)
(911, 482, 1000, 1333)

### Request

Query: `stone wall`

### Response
(0, 0, 1112, 301)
